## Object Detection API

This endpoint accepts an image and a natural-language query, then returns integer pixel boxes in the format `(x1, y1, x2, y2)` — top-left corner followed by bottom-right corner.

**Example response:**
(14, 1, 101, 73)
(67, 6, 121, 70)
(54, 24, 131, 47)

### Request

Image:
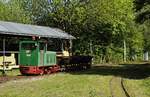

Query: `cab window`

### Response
(21, 43, 36, 50)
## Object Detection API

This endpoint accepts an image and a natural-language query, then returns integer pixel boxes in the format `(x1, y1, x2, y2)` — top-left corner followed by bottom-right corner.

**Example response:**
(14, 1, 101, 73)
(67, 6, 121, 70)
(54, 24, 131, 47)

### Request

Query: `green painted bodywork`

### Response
(19, 41, 56, 66)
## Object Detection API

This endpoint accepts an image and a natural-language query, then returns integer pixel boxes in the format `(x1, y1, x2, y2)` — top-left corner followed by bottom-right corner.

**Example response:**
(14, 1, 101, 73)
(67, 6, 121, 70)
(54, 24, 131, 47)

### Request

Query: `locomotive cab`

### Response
(19, 40, 59, 75)
(19, 41, 39, 66)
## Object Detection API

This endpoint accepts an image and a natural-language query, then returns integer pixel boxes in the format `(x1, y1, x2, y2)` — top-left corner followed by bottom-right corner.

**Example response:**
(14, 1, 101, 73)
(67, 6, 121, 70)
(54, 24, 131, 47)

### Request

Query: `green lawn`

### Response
(0, 64, 150, 97)
(125, 78, 150, 97)
(0, 72, 112, 97)
(0, 69, 20, 76)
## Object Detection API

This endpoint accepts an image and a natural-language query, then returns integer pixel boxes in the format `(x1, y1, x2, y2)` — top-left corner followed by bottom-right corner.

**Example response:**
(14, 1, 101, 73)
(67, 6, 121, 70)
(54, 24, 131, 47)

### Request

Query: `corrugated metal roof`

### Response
(0, 21, 75, 39)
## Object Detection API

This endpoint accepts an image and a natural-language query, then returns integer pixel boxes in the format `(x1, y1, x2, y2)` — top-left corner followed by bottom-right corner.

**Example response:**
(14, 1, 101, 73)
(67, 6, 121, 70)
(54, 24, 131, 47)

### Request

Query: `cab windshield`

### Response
(21, 43, 37, 50)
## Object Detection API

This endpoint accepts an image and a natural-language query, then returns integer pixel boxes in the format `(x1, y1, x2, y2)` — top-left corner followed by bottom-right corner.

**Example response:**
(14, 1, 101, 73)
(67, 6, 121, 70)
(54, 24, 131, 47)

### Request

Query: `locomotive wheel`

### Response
(40, 70, 44, 75)
(47, 69, 52, 74)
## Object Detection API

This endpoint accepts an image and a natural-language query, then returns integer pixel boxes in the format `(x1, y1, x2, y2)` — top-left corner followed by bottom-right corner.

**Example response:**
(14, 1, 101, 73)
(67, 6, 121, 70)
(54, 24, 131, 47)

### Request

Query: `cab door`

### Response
(19, 42, 38, 66)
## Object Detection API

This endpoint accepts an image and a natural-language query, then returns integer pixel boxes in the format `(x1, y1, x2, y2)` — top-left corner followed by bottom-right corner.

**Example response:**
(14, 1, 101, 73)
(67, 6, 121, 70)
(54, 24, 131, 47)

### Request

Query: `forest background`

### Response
(0, 0, 149, 64)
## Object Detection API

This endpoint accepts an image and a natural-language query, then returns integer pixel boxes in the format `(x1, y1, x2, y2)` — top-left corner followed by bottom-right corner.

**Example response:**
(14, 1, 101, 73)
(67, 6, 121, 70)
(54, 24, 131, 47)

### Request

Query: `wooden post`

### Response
(61, 39, 64, 52)
(69, 39, 72, 56)
(2, 37, 6, 75)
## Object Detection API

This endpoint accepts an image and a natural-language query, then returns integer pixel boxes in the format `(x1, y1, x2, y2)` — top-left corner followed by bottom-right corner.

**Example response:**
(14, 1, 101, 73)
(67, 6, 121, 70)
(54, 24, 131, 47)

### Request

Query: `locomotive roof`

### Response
(0, 21, 75, 39)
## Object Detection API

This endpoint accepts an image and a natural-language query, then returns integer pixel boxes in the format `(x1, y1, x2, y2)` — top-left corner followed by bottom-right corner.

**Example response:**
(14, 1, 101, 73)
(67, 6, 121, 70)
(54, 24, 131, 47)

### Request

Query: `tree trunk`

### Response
(90, 40, 93, 55)
(144, 51, 149, 61)
(123, 40, 127, 62)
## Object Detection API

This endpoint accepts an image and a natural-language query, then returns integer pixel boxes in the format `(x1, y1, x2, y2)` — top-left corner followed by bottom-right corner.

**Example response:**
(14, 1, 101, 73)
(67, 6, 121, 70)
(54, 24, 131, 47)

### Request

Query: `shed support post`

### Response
(2, 37, 6, 76)
(69, 39, 72, 56)
(61, 39, 64, 52)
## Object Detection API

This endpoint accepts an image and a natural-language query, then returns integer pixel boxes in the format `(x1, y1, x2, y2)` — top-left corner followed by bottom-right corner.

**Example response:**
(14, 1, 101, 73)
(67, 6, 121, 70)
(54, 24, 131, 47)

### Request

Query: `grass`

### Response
(142, 78, 150, 96)
(124, 78, 150, 97)
(0, 72, 112, 97)
(0, 64, 150, 97)
(0, 69, 20, 76)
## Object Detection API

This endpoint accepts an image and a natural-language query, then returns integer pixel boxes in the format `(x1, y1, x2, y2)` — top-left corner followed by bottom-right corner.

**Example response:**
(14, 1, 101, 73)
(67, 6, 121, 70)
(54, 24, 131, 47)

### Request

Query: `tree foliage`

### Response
(41, 0, 143, 62)
(134, 0, 150, 53)
(135, 0, 150, 23)
(0, 0, 146, 63)
(0, 0, 31, 23)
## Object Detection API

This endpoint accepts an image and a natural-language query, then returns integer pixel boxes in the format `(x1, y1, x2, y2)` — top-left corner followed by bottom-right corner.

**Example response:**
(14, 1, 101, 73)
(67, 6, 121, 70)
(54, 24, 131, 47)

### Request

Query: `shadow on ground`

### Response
(69, 63, 150, 79)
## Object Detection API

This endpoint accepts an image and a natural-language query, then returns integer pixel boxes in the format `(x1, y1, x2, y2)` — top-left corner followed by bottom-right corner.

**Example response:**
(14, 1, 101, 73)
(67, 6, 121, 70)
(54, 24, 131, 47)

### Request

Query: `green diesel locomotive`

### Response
(19, 40, 60, 75)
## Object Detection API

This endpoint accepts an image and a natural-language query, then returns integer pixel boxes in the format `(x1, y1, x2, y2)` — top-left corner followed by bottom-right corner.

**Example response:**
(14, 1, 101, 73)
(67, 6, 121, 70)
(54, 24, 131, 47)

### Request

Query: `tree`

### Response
(82, 0, 140, 62)
(18, 0, 144, 63)
(20, 0, 50, 24)
(35, 0, 142, 62)
(134, 0, 150, 61)
(135, 0, 150, 23)
(0, 0, 31, 23)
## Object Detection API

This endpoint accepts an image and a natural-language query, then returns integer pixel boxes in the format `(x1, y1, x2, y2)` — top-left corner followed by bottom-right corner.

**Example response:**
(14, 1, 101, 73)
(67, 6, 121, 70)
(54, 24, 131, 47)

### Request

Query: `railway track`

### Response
(0, 75, 39, 84)
(109, 76, 131, 97)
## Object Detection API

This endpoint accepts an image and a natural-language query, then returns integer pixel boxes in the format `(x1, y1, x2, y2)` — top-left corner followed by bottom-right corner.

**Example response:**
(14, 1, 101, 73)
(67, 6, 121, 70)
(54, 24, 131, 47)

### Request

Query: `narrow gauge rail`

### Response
(121, 78, 131, 97)
(0, 75, 39, 84)
(109, 77, 131, 97)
